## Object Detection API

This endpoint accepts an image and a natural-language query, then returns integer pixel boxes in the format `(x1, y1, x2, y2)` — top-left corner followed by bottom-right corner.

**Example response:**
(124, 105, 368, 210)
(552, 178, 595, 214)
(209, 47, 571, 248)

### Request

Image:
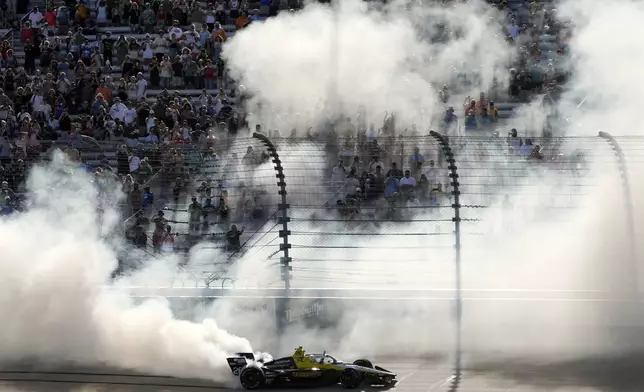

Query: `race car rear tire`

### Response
(353, 359, 373, 368)
(240, 367, 265, 390)
(340, 368, 363, 389)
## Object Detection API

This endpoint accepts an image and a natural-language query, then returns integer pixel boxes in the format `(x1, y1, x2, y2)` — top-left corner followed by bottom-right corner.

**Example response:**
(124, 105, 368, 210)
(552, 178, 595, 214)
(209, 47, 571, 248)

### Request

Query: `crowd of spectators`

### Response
(0, 0, 263, 239)
(439, 0, 568, 133)
(0, 0, 311, 262)
(0, 0, 571, 259)
(318, 0, 569, 219)
(503, 0, 569, 103)
(323, 115, 549, 221)
(126, 146, 273, 256)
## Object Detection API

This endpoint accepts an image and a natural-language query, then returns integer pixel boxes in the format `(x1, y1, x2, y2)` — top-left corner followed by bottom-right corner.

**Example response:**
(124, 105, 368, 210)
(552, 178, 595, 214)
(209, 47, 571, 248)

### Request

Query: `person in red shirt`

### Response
(44, 8, 57, 27)
(476, 92, 489, 115)
(0, 41, 10, 58)
(20, 22, 33, 43)
(462, 96, 476, 116)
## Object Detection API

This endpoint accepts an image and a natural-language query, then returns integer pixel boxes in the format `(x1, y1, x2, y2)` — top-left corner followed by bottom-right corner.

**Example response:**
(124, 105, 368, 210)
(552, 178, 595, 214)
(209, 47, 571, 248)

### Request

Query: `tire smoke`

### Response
(0, 153, 252, 381)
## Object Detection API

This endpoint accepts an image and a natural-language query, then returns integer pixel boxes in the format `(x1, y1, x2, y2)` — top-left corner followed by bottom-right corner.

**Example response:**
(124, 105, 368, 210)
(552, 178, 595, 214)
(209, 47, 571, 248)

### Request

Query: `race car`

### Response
(227, 346, 397, 390)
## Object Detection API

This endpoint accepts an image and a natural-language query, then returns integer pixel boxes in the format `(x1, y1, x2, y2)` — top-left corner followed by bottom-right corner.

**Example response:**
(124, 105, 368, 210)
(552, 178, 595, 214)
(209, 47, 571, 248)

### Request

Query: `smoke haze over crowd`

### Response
(224, 0, 512, 132)
(2, 0, 644, 382)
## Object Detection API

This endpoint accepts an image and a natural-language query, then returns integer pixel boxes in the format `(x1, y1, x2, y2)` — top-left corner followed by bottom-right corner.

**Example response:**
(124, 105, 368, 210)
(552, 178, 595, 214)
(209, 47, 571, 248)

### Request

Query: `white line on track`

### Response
(113, 287, 618, 293)
(395, 371, 416, 386)
(426, 375, 453, 391)
(126, 295, 637, 302)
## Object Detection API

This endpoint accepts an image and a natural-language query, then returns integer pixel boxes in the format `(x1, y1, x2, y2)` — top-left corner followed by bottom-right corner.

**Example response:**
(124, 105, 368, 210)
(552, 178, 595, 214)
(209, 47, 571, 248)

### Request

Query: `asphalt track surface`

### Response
(3, 356, 644, 392)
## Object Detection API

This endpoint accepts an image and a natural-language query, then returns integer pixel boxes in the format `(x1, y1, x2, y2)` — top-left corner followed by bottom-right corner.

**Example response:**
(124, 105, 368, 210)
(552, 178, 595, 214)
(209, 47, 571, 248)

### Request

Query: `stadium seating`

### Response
(0, 0, 569, 268)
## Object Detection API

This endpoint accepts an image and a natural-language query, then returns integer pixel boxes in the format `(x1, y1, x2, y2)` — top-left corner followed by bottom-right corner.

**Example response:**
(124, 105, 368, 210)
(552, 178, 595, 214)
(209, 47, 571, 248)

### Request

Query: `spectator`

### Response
(226, 224, 244, 251)
(408, 147, 424, 178)
(130, 181, 143, 212)
(439, 85, 449, 103)
(188, 196, 202, 231)
(399, 170, 417, 193)
(29, 8, 44, 29)
(142, 186, 154, 208)
(128, 150, 141, 174)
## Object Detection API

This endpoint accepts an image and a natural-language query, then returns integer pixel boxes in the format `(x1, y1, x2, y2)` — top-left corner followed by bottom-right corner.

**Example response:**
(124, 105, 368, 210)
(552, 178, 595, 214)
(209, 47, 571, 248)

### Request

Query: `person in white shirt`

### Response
(30, 94, 44, 114)
(399, 170, 417, 188)
(366, 124, 378, 139)
(205, 10, 216, 26)
(57, 73, 72, 94)
(343, 173, 360, 197)
(123, 107, 137, 125)
(40, 102, 52, 120)
(18, 110, 31, 123)
(28, 7, 44, 26)
(105, 117, 117, 135)
(144, 133, 159, 143)
(218, 176, 233, 190)
(109, 98, 127, 121)
(146, 115, 156, 132)
(199, 90, 210, 107)
(184, 26, 197, 45)
(507, 20, 520, 40)
(153, 36, 167, 49)
(135, 73, 148, 100)
(48, 117, 60, 131)
(28, 130, 40, 148)
(406, 192, 420, 208)
(169, 23, 183, 39)
(182, 123, 192, 140)
(213, 98, 223, 115)
(129, 153, 141, 173)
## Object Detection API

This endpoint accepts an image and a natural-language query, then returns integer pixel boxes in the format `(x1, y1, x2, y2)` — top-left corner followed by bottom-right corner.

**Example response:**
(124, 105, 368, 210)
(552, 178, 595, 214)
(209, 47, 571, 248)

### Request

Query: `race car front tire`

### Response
(240, 367, 265, 390)
(340, 368, 363, 389)
(353, 359, 373, 368)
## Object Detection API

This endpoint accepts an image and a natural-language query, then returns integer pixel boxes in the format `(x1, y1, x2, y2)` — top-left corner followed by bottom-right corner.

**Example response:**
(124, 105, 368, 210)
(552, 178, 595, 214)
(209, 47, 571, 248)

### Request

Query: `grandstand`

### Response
(0, 0, 564, 113)
(0, 0, 582, 289)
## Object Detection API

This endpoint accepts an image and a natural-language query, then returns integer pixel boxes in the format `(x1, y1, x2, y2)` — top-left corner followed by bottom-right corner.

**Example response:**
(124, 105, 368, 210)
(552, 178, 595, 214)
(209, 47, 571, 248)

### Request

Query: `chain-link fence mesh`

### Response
(278, 135, 457, 288)
(120, 134, 644, 293)
(245, 134, 644, 292)
(122, 136, 287, 286)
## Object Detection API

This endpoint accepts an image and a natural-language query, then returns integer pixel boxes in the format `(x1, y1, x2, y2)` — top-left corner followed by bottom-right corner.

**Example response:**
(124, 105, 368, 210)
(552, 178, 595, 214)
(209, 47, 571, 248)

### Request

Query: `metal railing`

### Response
(20, 8, 34, 26)
(0, 27, 13, 53)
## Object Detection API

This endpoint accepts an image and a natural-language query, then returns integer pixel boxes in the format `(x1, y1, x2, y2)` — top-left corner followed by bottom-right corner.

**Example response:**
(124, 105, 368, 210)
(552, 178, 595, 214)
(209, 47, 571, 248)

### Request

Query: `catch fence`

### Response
(252, 133, 641, 292)
(123, 133, 644, 292)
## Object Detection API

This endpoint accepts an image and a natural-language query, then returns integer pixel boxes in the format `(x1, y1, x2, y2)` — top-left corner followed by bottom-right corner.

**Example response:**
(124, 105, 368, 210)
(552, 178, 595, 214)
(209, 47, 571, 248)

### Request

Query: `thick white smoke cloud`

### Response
(215, 0, 644, 362)
(557, 0, 644, 288)
(0, 153, 252, 381)
(4, 0, 644, 381)
(557, 0, 644, 137)
(224, 0, 512, 132)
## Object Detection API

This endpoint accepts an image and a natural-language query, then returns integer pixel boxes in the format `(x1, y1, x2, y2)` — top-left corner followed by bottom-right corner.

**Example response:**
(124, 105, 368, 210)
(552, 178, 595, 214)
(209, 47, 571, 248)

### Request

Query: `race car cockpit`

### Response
(306, 352, 339, 365)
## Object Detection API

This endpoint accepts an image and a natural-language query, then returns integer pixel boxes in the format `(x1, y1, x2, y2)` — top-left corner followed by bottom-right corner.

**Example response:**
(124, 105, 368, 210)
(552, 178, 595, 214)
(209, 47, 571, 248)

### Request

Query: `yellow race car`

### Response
(227, 347, 397, 390)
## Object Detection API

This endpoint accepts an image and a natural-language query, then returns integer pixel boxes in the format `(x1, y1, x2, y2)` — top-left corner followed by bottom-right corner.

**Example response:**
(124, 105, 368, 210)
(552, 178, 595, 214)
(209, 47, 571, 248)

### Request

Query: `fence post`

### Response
(598, 131, 638, 295)
(429, 131, 462, 392)
(252, 133, 292, 332)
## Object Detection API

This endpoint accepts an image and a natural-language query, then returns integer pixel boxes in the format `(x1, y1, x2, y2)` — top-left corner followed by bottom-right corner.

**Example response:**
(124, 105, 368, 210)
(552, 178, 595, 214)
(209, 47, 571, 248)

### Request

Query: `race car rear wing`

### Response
(236, 352, 256, 361)
(227, 353, 255, 375)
